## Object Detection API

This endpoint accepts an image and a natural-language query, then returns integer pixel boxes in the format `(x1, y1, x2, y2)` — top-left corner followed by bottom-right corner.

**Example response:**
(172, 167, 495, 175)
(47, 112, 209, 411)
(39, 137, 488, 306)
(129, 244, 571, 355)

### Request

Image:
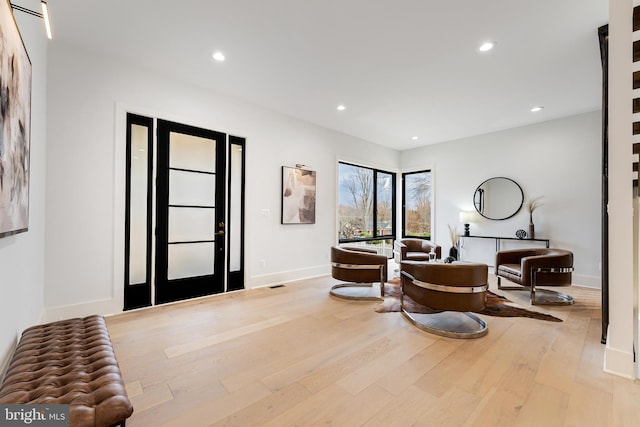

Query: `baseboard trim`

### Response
(604, 341, 636, 379)
(572, 274, 601, 289)
(248, 264, 330, 289)
(44, 298, 118, 323)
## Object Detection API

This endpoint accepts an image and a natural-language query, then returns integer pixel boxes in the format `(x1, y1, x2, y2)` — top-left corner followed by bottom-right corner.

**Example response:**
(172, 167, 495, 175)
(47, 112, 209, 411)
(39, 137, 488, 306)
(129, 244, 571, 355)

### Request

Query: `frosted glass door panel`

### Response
(168, 243, 215, 280)
(129, 124, 149, 284)
(169, 170, 215, 206)
(170, 132, 216, 172)
(229, 144, 242, 271)
(169, 207, 214, 242)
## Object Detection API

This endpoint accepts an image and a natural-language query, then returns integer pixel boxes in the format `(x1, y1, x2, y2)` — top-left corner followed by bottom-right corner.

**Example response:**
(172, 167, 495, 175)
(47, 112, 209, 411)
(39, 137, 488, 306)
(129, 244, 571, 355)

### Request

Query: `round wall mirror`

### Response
(473, 177, 524, 220)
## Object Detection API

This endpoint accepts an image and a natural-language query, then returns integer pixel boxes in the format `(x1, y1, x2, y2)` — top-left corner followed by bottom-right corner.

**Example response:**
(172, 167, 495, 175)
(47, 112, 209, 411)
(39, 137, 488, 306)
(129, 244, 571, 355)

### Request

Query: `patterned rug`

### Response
(375, 279, 562, 322)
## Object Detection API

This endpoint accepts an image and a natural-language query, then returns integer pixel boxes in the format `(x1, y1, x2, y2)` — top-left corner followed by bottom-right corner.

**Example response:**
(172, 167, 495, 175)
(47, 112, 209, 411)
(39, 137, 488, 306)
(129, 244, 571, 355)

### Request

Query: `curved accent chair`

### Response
(394, 238, 442, 262)
(400, 260, 489, 339)
(330, 246, 388, 301)
(495, 248, 574, 305)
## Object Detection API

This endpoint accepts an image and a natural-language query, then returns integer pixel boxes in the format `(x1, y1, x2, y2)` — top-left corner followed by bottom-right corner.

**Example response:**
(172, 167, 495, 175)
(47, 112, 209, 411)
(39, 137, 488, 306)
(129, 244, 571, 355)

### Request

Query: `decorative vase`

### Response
(528, 220, 535, 239)
(449, 246, 458, 260)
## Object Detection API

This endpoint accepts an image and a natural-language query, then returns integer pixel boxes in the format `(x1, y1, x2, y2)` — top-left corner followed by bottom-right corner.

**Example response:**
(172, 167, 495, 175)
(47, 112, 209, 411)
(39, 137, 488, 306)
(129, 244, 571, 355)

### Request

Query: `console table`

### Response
(458, 235, 550, 264)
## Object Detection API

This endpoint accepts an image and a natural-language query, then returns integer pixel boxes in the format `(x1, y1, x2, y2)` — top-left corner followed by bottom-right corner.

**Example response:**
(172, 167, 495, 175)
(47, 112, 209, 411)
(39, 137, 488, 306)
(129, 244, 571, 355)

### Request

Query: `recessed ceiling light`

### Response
(212, 51, 225, 62)
(479, 42, 494, 52)
(530, 106, 544, 112)
(411, 136, 419, 140)
(337, 105, 346, 111)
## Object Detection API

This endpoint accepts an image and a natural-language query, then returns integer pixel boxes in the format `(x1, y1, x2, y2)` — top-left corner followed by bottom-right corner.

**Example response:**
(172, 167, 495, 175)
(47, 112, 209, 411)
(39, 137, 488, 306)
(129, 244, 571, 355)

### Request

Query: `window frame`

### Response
(401, 169, 433, 240)
(337, 161, 396, 245)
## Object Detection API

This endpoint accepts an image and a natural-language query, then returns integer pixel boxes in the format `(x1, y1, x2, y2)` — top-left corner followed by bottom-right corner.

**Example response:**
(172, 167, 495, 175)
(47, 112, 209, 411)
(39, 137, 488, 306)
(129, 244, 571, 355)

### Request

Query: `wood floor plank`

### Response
(259, 315, 399, 392)
(533, 313, 590, 393)
(127, 383, 174, 415)
(414, 386, 482, 426)
(512, 383, 569, 427)
(210, 382, 313, 427)
(158, 381, 271, 426)
(362, 385, 437, 427)
(461, 387, 523, 427)
(308, 384, 394, 426)
(563, 382, 612, 427)
(611, 377, 640, 427)
(413, 316, 514, 398)
(297, 336, 396, 394)
(575, 317, 616, 394)
(103, 274, 639, 427)
(164, 314, 292, 358)
(260, 384, 352, 427)
(335, 331, 432, 395)
(125, 380, 144, 398)
(374, 337, 455, 396)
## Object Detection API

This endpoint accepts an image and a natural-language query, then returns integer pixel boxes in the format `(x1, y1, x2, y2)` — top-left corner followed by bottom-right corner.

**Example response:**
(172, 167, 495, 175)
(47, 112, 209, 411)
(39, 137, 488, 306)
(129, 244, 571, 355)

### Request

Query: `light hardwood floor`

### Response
(106, 274, 640, 426)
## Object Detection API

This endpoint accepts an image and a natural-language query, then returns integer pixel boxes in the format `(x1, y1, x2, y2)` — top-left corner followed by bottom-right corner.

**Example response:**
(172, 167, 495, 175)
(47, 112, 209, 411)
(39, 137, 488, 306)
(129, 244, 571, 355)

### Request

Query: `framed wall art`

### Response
(281, 166, 316, 224)
(0, 0, 32, 238)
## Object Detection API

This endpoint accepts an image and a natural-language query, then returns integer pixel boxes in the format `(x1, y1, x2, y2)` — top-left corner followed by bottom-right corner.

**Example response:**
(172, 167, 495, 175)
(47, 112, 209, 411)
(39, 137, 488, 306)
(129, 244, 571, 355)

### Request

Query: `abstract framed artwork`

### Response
(281, 166, 316, 224)
(0, 0, 31, 238)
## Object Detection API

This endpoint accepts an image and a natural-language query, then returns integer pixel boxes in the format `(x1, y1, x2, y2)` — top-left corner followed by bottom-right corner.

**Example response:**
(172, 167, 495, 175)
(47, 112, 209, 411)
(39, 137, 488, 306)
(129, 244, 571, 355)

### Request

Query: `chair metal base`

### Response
(330, 282, 384, 301)
(531, 267, 574, 305)
(497, 279, 574, 306)
(531, 288, 574, 306)
(497, 276, 525, 290)
(401, 308, 488, 339)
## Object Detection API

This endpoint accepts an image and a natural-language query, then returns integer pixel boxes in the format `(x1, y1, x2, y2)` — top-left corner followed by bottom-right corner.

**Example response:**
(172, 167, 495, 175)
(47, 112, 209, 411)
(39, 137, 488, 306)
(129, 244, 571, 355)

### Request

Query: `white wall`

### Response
(0, 3, 47, 371)
(44, 39, 603, 321)
(605, 0, 636, 379)
(44, 41, 399, 319)
(400, 111, 602, 287)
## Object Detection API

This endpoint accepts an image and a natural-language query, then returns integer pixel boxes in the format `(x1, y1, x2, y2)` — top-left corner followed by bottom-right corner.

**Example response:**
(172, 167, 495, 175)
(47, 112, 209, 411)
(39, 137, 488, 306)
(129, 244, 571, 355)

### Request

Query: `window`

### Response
(402, 170, 433, 239)
(338, 162, 396, 257)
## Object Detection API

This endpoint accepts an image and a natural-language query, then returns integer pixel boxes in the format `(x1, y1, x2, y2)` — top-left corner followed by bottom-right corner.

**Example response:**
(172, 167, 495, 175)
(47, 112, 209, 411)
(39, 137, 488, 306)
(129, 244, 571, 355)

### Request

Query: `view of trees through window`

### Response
(403, 170, 432, 239)
(338, 163, 395, 256)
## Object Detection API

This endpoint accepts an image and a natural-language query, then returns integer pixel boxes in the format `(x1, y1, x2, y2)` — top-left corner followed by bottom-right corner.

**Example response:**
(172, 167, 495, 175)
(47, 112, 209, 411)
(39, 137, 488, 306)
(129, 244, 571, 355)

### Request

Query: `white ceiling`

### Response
(43, 0, 608, 150)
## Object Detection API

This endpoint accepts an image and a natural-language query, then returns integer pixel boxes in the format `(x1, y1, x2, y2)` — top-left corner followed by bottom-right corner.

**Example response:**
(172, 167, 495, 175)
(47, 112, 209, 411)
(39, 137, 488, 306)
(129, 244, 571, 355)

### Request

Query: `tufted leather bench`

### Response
(0, 315, 133, 427)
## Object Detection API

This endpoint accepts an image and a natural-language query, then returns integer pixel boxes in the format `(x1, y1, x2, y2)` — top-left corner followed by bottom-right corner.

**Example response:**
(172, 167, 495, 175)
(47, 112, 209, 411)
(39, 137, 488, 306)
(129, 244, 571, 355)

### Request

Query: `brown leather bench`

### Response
(0, 315, 133, 427)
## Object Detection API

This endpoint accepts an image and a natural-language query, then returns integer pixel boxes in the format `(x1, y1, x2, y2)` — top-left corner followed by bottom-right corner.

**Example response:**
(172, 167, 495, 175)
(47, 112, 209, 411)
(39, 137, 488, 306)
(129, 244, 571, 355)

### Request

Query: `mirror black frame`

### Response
(473, 177, 524, 220)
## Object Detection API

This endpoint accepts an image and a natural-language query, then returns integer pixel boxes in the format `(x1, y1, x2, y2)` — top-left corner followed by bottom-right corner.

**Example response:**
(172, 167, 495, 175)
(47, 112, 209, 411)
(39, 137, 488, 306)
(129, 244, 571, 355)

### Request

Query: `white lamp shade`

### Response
(459, 210, 475, 223)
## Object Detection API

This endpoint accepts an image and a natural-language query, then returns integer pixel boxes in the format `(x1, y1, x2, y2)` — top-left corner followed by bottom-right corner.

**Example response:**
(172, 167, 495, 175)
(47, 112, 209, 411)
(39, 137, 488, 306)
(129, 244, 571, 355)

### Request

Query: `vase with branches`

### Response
(527, 197, 543, 239)
(447, 224, 460, 260)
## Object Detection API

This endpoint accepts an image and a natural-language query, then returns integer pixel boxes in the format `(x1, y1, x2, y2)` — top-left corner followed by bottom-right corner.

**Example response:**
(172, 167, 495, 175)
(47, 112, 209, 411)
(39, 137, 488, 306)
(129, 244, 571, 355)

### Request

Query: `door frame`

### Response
(123, 113, 154, 310)
(154, 119, 227, 304)
(227, 136, 246, 291)
(119, 109, 246, 311)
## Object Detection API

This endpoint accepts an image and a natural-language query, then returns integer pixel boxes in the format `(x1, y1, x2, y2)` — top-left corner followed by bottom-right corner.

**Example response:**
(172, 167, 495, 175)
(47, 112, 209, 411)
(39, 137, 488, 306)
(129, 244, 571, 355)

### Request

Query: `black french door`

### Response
(155, 120, 226, 304)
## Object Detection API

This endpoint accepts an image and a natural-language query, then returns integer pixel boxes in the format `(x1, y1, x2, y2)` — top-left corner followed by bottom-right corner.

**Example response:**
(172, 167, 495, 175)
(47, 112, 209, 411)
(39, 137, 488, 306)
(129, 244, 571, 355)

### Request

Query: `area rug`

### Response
(376, 279, 562, 322)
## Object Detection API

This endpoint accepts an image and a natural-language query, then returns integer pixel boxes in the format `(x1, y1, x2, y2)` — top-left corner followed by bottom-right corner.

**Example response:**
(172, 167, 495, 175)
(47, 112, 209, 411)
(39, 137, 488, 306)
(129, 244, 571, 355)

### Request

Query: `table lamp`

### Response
(459, 210, 474, 236)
